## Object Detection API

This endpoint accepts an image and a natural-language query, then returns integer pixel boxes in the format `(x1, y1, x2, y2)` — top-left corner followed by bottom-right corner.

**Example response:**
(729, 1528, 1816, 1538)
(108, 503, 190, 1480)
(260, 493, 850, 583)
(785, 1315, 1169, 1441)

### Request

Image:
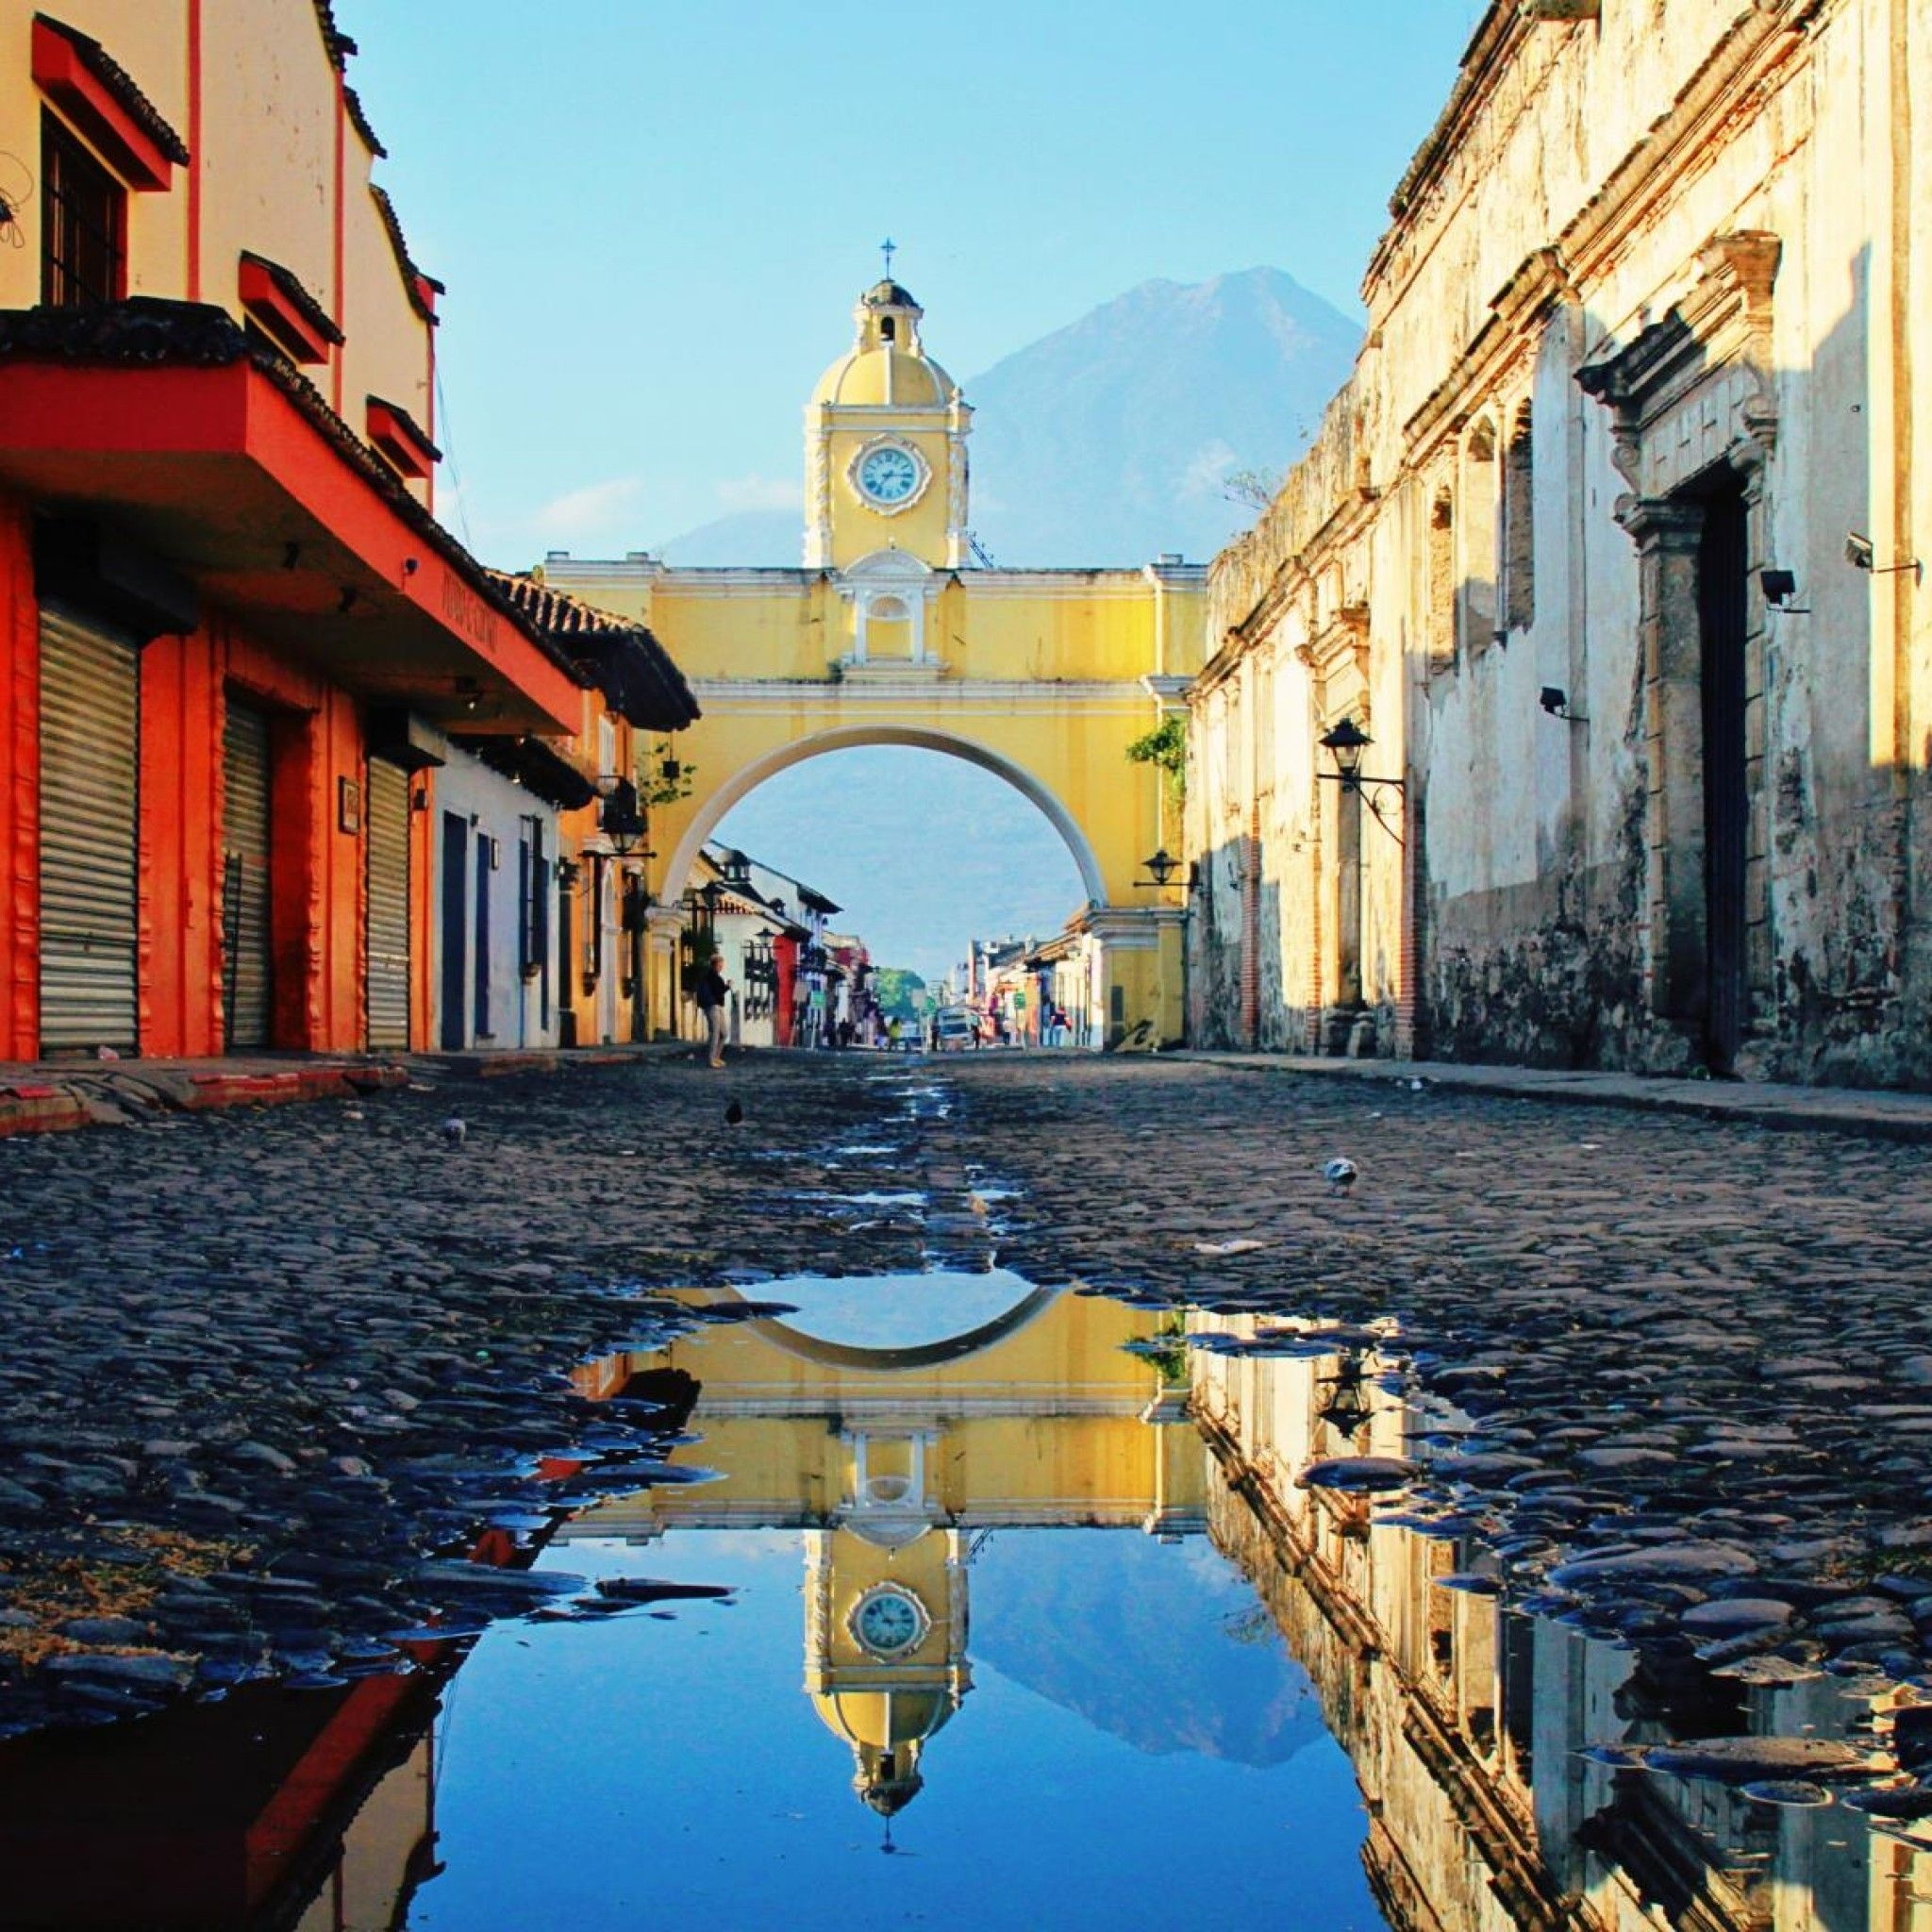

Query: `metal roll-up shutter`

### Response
(365, 758, 411, 1049)
(222, 697, 273, 1050)
(38, 606, 139, 1052)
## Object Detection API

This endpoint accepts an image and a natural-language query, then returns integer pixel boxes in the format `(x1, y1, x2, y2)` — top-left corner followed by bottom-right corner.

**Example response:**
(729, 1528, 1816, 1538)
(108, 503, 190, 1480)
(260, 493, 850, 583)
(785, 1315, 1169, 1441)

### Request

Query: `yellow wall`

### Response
(568, 1285, 1197, 1538)
(543, 552, 1204, 1041)
(822, 425, 952, 570)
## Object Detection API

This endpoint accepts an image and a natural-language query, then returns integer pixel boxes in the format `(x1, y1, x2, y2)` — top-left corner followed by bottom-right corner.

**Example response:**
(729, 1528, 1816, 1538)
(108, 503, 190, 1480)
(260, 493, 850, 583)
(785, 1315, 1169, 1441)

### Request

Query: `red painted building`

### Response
(0, 2, 600, 1060)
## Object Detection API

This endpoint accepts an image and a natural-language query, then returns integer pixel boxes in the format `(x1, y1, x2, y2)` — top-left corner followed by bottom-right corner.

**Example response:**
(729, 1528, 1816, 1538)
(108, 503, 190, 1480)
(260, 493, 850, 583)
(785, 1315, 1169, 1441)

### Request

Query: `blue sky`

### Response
(338, 1, 1480, 567)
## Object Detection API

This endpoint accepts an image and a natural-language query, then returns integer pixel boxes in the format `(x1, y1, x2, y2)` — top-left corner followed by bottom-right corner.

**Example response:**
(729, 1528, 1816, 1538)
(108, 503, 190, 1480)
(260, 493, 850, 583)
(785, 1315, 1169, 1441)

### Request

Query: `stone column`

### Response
(644, 903, 685, 1041)
(1619, 495, 1707, 1024)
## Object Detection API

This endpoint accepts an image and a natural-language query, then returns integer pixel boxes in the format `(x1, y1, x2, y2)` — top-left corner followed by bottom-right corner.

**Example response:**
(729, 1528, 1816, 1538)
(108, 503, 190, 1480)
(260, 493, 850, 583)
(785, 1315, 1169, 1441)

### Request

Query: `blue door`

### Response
(440, 811, 468, 1051)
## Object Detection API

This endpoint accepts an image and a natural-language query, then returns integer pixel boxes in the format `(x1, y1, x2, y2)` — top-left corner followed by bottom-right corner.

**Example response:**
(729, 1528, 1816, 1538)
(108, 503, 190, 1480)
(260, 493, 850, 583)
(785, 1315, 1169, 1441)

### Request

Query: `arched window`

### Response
(1461, 420, 1499, 654)
(1427, 489, 1456, 673)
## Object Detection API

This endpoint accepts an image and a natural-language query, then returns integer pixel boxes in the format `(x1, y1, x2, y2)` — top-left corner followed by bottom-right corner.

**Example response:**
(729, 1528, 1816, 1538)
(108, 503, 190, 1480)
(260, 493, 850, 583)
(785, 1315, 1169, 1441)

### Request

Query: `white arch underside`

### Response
(661, 724, 1107, 905)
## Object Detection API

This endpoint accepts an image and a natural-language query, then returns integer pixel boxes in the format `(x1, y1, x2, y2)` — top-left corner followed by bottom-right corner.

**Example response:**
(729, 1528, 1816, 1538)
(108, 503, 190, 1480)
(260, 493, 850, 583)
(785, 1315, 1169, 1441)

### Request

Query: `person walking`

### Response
(695, 957, 730, 1068)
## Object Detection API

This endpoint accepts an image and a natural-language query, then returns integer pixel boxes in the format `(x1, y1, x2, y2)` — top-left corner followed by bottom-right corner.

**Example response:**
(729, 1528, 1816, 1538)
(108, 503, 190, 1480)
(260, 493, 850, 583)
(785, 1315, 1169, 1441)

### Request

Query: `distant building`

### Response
(684, 842, 865, 1049)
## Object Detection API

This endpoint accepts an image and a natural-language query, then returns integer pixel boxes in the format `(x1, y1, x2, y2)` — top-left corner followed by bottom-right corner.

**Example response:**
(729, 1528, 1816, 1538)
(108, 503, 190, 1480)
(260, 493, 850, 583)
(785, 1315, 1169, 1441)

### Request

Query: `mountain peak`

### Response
(660, 267, 1360, 571)
(960, 266, 1360, 567)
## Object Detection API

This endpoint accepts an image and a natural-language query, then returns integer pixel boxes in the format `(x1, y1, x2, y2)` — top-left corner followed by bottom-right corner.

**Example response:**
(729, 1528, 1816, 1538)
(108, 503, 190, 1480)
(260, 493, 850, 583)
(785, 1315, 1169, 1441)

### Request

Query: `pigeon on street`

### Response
(1324, 1157, 1357, 1196)
(441, 1116, 467, 1146)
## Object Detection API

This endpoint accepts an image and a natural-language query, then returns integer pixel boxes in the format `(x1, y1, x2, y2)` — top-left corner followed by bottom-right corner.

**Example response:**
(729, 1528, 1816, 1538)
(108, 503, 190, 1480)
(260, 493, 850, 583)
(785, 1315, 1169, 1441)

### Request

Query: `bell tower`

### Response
(803, 1424, 972, 1818)
(805, 264, 973, 573)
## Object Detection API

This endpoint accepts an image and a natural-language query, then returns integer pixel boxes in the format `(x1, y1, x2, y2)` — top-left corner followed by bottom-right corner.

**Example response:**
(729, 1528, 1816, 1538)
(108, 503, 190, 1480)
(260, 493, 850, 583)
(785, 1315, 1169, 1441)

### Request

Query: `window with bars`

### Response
(42, 113, 125, 308)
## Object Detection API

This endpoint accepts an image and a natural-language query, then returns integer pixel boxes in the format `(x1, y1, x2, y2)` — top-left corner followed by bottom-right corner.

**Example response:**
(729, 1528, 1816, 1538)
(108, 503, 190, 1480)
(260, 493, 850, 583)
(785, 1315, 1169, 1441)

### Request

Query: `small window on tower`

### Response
(880, 316, 896, 341)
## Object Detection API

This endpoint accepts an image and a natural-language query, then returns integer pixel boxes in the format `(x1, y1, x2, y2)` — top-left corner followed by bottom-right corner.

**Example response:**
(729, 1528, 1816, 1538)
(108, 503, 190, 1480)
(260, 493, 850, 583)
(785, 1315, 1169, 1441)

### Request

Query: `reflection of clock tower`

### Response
(805, 275, 974, 667)
(804, 1429, 971, 1817)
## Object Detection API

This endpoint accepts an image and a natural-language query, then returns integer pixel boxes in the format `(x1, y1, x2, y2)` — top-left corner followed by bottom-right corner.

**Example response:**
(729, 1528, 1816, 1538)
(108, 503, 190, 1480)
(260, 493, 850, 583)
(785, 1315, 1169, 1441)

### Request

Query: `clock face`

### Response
(857, 443, 923, 508)
(852, 1587, 926, 1657)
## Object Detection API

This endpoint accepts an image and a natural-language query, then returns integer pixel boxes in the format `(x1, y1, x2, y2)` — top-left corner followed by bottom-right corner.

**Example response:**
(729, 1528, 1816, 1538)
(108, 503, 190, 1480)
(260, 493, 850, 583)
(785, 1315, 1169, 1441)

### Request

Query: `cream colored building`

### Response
(544, 277, 1204, 1047)
(1193, 0, 1930, 1084)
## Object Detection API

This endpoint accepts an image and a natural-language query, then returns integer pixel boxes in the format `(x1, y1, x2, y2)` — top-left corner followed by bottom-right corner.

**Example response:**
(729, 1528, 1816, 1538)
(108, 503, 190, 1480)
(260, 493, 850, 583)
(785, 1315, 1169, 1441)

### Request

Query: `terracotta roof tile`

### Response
(342, 85, 385, 158)
(308, 0, 356, 69)
(368, 185, 442, 323)
(487, 572, 700, 731)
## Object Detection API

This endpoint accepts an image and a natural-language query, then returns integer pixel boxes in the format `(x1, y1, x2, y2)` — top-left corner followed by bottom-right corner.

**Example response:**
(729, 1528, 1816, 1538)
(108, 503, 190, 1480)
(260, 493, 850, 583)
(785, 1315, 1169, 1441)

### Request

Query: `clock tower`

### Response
(805, 277, 973, 575)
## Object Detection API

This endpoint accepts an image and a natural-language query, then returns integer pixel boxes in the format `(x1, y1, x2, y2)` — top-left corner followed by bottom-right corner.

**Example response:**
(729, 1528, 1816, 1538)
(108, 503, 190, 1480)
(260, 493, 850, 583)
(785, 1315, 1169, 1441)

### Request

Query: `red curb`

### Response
(0, 1058, 408, 1139)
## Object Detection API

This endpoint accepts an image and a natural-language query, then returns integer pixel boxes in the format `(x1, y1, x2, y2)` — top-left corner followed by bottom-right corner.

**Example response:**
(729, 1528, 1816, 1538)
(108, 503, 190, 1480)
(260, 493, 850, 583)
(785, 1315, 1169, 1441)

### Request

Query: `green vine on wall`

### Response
(1125, 715, 1187, 804)
(642, 741, 696, 809)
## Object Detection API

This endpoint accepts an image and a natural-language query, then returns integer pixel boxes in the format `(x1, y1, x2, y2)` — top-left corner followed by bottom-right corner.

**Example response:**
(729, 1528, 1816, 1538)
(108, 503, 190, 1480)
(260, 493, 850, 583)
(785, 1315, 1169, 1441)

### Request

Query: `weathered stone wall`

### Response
(1192, 0, 1932, 1087)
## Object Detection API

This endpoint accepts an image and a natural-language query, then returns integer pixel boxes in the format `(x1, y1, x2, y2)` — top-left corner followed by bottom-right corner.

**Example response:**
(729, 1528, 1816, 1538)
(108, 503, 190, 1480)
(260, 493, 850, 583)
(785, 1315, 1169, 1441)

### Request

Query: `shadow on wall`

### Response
(1424, 262, 1920, 1082)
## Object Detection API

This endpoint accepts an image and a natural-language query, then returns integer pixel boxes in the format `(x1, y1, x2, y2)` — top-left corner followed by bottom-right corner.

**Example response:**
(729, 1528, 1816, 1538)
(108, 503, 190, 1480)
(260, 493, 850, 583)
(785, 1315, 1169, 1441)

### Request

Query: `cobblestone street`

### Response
(3, 1050, 1932, 1736)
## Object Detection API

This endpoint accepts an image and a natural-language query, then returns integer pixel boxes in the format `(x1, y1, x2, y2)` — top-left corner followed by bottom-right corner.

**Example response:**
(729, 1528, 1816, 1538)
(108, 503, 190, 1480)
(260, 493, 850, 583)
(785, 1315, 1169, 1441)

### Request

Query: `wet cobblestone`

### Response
(2, 1049, 1930, 1731)
(935, 1056, 1932, 1686)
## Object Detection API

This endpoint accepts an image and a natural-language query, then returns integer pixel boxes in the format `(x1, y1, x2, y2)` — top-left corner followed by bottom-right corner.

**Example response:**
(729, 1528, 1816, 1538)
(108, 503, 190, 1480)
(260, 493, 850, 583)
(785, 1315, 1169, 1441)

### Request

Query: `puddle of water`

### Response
(696, 1267, 1041, 1355)
(407, 1531, 1375, 1932)
(3, 1265, 1925, 1931)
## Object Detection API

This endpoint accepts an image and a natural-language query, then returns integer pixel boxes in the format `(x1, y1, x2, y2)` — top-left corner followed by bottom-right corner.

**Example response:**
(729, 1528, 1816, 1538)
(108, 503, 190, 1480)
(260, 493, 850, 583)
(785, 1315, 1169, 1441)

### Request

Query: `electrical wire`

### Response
(434, 364, 475, 554)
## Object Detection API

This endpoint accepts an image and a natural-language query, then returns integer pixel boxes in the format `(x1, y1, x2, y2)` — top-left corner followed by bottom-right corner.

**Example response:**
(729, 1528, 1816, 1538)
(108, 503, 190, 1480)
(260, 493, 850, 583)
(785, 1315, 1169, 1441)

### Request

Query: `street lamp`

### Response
(1135, 847, 1183, 889)
(1317, 718, 1406, 846)
(598, 777, 650, 859)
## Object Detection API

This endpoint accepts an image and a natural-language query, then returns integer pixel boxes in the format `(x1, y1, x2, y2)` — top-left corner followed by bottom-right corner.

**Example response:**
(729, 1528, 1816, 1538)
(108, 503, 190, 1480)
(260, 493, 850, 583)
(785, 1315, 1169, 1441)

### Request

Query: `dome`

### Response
(808, 346, 953, 408)
(808, 279, 957, 408)
(812, 1688, 958, 1817)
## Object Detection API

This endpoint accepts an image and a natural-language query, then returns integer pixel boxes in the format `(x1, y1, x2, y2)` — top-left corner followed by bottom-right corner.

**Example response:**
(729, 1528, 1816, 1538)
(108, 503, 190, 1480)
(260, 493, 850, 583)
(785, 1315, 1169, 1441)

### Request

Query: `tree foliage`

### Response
(1222, 466, 1280, 510)
(871, 967, 929, 1020)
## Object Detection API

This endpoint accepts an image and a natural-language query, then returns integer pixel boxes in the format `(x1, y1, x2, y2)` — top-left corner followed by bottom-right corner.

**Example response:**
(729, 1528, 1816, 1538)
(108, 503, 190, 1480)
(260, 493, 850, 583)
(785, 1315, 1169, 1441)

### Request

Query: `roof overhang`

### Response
(238, 253, 341, 366)
(449, 732, 595, 809)
(32, 15, 188, 192)
(0, 349, 577, 733)
(365, 395, 439, 480)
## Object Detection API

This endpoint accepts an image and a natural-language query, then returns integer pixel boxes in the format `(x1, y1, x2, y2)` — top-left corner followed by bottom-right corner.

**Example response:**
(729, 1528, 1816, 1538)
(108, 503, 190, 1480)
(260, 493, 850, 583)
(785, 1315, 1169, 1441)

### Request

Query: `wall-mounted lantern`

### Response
(598, 777, 650, 859)
(1318, 719, 1406, 846)
(1134, 847, 1183, 889)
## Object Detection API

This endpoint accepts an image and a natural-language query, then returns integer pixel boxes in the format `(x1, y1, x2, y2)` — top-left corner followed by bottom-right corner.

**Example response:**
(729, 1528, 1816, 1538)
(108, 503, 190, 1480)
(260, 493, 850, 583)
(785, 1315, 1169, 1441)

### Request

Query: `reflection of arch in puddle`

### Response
(692, 1270, 1058, 1371)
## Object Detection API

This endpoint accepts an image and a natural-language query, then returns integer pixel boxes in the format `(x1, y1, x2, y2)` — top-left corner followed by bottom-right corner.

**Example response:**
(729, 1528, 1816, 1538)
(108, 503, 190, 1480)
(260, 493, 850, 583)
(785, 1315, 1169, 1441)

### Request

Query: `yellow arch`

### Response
(683, 1277, 1063, 1371)
(661, 724, 1107, 907)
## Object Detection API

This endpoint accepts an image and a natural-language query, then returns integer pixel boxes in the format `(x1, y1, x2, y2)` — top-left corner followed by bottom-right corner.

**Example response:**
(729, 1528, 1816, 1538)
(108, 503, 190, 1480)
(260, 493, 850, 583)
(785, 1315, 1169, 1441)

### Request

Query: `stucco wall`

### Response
(430, 748, 559, 1052)
(1195, 0, 1932, 1086)
(2, 1, 438, 495)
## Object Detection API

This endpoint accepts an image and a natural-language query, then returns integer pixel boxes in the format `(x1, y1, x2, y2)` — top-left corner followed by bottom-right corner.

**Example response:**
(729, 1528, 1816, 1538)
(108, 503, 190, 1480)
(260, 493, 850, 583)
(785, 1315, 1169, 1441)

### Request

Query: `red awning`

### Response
(0, 304, 577, 734)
